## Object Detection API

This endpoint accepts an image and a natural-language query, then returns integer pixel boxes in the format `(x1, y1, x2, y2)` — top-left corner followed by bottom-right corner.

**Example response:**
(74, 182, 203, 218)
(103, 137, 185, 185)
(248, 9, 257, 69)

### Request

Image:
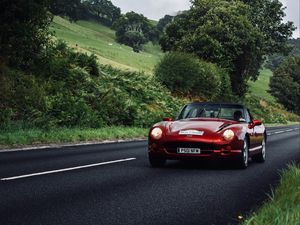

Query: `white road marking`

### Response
(274, 131, 285, 134)
(285, 129, 294, 132)
(0, 158, 136, 181)
(267, 127, 299, 136)
(249, 146, 262, 152)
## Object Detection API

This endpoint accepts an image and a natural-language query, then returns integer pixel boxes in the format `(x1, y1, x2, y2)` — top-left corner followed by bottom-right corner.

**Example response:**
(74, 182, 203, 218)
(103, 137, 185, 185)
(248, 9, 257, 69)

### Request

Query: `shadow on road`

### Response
(158, 159, 246, 171)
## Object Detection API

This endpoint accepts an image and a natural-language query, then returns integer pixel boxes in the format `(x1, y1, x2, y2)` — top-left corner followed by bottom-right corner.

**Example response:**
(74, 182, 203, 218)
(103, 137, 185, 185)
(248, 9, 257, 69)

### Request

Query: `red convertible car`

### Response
(148, 102, 266, 169)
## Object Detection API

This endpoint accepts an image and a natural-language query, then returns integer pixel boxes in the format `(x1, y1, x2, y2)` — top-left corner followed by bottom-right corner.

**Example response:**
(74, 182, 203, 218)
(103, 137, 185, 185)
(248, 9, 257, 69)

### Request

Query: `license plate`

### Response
(177, 148, 201, 154)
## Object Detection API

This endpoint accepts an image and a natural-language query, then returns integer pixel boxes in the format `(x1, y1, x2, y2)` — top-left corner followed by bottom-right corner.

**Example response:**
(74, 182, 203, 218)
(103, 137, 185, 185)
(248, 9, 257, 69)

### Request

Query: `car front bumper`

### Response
(148, 140, 243, 160)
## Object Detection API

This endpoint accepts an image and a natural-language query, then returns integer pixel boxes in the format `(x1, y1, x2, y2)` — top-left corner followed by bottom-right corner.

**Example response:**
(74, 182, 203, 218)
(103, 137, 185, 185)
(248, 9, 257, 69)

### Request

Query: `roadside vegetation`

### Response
(0, 126, 148, 148)
(0, 41, 182, 130)
(0, 0, 299, 148)
(242, 164, 300, 225)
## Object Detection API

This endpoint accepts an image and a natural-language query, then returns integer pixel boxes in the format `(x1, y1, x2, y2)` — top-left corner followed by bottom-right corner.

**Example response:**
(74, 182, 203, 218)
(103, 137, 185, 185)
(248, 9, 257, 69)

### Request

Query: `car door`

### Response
(253, 121, 264, 146)
(247, 109, 264, 148)
(244, 108, 256, 149)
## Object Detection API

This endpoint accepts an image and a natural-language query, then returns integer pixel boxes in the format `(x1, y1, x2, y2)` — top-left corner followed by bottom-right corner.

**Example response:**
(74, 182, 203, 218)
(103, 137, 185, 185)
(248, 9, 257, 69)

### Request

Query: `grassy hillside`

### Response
(50, 16, 298, 123)
(248, 68, 275, 102)
(246, 68, 299, 123)
(51, 16, 275, 99)
(50, 16, 163, 74)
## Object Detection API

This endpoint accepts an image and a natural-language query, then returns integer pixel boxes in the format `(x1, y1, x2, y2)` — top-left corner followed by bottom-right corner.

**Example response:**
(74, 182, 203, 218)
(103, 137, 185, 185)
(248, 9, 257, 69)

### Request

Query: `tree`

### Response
(49, 0, 81, 22)
(270, 56, 300, 114)
(0, 0, 52, 69)
(84, 0, 121, 26)
(241, 0, 295, 55)
(157, 15, 173, 33)
(123, 31, 147, 52)
(160, 0, 295, 96)
(113, 12, 157, 52)
(266, 38, 300, 71)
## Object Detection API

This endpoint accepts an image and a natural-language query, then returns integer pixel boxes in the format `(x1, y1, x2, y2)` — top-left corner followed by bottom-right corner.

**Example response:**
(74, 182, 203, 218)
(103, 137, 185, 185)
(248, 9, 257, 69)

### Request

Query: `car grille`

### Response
(163, 142, 216, 154)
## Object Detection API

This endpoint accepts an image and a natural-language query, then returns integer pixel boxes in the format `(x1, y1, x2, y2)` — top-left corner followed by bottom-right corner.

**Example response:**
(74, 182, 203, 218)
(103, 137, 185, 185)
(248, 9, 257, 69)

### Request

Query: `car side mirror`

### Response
(163, 117, 173, 121)
(248, 119, 262, 128)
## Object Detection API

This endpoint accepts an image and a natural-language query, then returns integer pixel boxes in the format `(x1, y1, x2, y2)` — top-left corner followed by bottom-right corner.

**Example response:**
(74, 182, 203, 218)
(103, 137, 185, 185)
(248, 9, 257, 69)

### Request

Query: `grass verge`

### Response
(0, 127, 148, 149)
(242, 163, 300, 225)
(265, 122, 300, 127)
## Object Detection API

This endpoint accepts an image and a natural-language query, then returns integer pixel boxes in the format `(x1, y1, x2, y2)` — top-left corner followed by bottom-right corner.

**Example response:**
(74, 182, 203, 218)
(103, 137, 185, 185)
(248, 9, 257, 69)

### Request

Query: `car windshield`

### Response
(177, 104, 245, 122)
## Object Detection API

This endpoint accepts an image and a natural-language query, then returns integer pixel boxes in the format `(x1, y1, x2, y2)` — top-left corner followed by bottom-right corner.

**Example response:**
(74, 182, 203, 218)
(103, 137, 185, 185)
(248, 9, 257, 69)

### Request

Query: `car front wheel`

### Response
(237, 138, 249, 169)
(252, 137, 266, 163)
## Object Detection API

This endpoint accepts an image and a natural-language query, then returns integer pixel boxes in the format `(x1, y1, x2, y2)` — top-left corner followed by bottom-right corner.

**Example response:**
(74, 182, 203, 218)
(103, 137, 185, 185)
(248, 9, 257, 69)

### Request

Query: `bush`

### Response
(0, 44, 184, 129)
(32, 40, 100, 79)
(99, 65, 184, 127)
(154, 52, 232, 101)
(0, 68, 48, 121)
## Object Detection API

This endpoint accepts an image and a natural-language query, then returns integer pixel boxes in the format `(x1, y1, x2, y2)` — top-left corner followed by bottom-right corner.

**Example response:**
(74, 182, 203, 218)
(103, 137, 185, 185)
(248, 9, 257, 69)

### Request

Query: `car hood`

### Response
(166, 118, 235, 135)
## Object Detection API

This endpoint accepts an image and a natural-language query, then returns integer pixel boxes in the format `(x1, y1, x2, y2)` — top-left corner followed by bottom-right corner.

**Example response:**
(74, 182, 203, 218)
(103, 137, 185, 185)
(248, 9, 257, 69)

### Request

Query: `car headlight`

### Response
(151, 127, 163, 140)
(223, 129, 235, 141)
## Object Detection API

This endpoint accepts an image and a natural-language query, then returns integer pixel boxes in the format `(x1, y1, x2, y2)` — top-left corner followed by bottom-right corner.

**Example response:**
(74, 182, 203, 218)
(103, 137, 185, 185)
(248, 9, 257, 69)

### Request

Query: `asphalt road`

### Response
(0, 125, 299, 225)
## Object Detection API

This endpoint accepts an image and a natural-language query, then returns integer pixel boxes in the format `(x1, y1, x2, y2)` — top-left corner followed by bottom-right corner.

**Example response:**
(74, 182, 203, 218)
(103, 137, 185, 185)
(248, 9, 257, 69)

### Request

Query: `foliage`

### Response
(0, 41, 102, 129)
(49, 0, 121, 25)
(99, 65, 184, 127)
(33, 40, 100, 77)
(49, 0, 81, 22)
(243, 96, 289, 124)
(157, 15, 174, 33)
(154, 52, 232, 101)
(266, 38, 300, 71)
(81, 0, 121, 26)
(0, 40, 182, 129)
(240, 0, 295, 55)
(159, 0, 295, 96)
(269, 56, 300, 114)
(113, 12, 159, 52)
(123, 31, 147, 52)
(0, 0, 53, 69)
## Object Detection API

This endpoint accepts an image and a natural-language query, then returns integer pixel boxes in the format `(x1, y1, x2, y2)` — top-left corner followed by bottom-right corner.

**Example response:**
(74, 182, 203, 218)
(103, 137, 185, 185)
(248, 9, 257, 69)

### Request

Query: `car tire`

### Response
(237, 138, 249, 169)
(149, 153, 166, 167)
(252, 137, 266, 163)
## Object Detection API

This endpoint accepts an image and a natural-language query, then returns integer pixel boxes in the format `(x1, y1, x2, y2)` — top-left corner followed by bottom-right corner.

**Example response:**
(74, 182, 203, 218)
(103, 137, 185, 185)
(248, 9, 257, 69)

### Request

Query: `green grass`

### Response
(242, 164, 300, 225)
(0, 127, 148, 148)
(248, 68, 276, 102)
(246, 68, 300, 123)
(50, 16, 163, 74)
